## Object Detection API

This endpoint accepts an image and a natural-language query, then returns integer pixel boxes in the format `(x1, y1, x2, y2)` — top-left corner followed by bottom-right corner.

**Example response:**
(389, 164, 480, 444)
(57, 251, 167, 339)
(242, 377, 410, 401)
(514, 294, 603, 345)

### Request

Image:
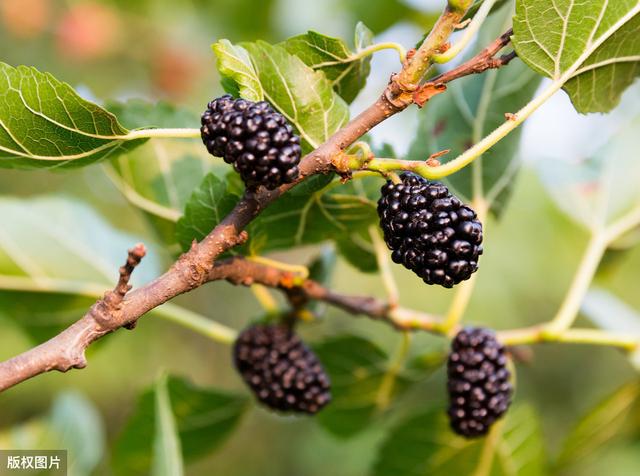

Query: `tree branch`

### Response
(0, 3, 472, 393)
(208, 257, 443, 332)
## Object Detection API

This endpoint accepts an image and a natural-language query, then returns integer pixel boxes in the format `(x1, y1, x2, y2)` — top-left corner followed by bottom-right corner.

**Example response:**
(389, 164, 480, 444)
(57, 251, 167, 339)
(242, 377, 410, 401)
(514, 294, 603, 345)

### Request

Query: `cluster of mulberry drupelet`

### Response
(447, 327, 513, 437)
(377, 172, 483, 288)
(233, 324, 331, 414)
(201, 95, 301, 190)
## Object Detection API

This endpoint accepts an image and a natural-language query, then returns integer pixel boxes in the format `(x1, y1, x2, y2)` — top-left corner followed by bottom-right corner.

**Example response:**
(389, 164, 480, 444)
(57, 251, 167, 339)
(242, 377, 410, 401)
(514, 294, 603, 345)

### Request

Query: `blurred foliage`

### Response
(0, 0, 639, 475)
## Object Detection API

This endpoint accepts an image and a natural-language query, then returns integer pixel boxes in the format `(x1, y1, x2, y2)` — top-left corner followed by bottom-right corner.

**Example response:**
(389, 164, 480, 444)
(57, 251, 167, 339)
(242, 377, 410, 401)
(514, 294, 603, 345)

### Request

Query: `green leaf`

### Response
(335, 229, 378, 273)
(307, 247, 337, 315)
(212, 40, 264, 102)
(152, 375, 184, 476)
(220, 40, 350, 152)
(372, 405, 546, 476)
(0, 392, 106, 476)
(513, 0, 640, 113)
(536, 116, 640, 231)
(0, 196, 162, 341)
(175, 173, 241, 251)
(248, 180, 379, 257)
(282, 22, 374, 103)
(0, 63, 145, 168)
(409, 6, 541, 215)
(174, 172, 380, 268)
(556, 381, 640, 470)
(113, 376, 249, 476)
(105, 100, 214, 245)
(313, 335, 408, 437)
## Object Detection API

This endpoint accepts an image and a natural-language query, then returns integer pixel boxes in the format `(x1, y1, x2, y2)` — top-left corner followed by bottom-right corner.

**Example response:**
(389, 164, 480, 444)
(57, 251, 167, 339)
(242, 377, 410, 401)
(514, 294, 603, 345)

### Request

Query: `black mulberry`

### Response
(377, 172, 483, 288)
(233, 324, 331, 414)
(447, 327, 512, 438)
(201, 95, 301, 190)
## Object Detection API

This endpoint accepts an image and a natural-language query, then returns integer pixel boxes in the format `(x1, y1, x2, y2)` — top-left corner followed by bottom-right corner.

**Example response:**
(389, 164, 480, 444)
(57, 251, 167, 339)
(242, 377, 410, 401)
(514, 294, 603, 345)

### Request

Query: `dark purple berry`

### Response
(233, 324, 331, 414)
(201, 95, 301, 190)
(377, 173, 483, 288)
(447, 327, 512, 438)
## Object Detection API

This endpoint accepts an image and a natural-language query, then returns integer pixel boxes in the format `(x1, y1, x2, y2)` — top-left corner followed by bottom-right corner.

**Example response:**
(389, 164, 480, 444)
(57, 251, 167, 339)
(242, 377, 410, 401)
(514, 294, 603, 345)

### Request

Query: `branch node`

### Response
(90, 244, 147, 330)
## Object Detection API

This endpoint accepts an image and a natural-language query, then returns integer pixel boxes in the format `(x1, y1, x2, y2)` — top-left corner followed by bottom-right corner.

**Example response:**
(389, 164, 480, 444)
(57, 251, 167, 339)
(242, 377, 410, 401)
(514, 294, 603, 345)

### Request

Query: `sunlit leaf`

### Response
(212, 40, 264, 102)
(0, 63, 145, 168)
(513, 0, 640, 113)
(216, 40, 349, 153)
(283, 22, 374, 103)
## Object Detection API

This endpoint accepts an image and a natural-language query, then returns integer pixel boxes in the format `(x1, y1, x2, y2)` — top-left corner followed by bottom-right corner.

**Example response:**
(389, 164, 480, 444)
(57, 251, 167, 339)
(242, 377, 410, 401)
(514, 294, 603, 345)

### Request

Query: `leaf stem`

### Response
(498, 326, 638, 351)
(150, 303, 237, 344)
(356, 42, 407, 63)
(246, 256, 309, 280)
(472, 418, 503, 476)
(369, 225, 399, 307)
(433, 0, 498, 64)
(376, 331, 411, 410)
(604, 204, 640, 243)
(102, 164, 182, 222)
(544, 233, 608, 335)
(348, 77, 565, 180)
(124, 128, 202, 140)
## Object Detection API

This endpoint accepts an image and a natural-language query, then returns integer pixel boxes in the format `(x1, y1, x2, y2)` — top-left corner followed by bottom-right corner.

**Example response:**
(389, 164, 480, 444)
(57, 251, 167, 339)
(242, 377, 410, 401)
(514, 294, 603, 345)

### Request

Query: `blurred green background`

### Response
(1, 0, 639, 475)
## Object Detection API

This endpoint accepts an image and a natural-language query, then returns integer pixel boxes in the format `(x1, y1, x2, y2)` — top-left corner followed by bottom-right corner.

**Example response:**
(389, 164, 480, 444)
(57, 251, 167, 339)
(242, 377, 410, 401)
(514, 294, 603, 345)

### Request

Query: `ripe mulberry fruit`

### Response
(233, 324, 331, 414)
(201, 95, 301, 190)
(377, 172, 482, 288)
(447, 327, 512, 438)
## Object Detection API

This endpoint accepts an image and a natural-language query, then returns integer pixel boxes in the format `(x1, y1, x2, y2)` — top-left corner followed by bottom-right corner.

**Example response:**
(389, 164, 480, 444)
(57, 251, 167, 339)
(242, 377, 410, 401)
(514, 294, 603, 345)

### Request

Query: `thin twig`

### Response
(413, 29, 515, 106)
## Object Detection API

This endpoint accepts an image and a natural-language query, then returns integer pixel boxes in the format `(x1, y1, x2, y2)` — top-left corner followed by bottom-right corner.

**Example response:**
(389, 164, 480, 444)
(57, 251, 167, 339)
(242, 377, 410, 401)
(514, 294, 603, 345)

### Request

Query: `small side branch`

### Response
(209, 257, 443, 333)
(0, 245, 147, 392)
(414, 29, 515, 106)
